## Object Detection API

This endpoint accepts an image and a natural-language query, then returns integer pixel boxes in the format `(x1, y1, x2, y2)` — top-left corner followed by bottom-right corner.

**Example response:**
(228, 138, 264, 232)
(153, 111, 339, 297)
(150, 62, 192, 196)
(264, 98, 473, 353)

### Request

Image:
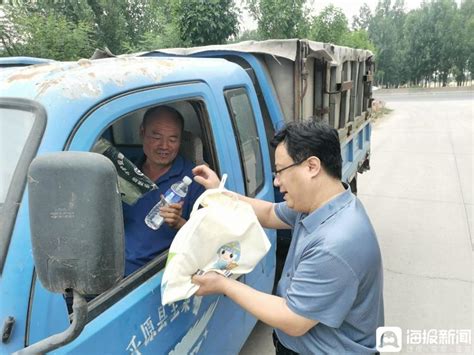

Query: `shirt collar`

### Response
(156, 155, 185, 184)
(300, 183, 354, 232)
(137, 154, 185, 184)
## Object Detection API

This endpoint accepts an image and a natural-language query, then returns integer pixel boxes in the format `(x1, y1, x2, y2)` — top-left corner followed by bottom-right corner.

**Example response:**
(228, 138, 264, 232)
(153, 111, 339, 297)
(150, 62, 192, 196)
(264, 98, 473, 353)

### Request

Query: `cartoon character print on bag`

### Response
(213, 241, 241, 271)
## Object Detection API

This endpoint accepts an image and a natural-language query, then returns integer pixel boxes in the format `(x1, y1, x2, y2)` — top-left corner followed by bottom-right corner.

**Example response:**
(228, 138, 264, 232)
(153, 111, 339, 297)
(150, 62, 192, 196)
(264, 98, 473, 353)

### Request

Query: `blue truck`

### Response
(0, 39, 374, 354)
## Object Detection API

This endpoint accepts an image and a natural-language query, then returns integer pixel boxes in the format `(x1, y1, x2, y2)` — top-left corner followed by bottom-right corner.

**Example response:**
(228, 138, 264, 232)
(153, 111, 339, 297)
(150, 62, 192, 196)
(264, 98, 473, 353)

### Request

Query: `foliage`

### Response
(246, 0, 309, 39)
(0, 0, 183, 58)
(306, 5, 375, 51)
(363, 0, 472, 87)
(0, 4, 95, 60)
(367, 0, 407, 87)
(0, 0, 471, 87)
(461, 0, 474, 77)
(123, 0, 182, 52)
(232, 29, 262, 42)
(172, 0, 239, 46)
(352, 3, 372, 30)
(309, 4, 349, 44)
(341, 30, 376, 52)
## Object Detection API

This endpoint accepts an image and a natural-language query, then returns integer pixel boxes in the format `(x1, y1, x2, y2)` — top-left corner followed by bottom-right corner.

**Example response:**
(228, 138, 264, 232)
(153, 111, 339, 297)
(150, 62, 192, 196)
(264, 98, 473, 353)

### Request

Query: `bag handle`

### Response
(191, 174, 228, 215)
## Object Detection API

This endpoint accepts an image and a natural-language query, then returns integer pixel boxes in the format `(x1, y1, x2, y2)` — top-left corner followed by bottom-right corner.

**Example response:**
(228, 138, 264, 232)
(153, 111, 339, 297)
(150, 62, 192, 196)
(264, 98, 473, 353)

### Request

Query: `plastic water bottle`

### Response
(145, 176, 192, 230)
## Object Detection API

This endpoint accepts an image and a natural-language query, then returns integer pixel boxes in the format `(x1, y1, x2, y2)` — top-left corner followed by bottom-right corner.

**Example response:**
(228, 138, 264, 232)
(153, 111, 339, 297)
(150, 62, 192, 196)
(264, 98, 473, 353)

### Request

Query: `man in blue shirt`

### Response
(123, 106, 204, 275)
(192, 120, 384, 354)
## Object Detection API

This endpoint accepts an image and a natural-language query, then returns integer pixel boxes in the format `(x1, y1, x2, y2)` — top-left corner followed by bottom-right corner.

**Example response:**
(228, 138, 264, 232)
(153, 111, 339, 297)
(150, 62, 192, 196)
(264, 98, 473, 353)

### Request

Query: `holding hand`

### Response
(160, 199, 185, 229)
(192, 165, 220, 189)
(192, 271, 226, 296)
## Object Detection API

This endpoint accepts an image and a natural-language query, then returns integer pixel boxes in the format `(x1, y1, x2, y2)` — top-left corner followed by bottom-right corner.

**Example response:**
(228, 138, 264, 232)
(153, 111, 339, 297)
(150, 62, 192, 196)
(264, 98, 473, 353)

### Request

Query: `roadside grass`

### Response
(371, 100, 393, 121)
(373, 106, 393, 120)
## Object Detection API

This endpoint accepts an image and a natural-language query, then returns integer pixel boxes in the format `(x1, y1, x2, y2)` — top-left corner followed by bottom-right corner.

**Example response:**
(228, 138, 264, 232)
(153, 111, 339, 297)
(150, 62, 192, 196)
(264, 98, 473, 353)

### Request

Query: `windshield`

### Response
(0, 108, 35, 203)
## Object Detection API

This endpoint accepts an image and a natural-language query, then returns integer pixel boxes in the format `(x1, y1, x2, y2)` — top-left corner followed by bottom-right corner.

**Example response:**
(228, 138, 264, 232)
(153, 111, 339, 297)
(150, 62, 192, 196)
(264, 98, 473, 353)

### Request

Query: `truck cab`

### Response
(0, 56, 275, 354)
(0, 39, 374, 354)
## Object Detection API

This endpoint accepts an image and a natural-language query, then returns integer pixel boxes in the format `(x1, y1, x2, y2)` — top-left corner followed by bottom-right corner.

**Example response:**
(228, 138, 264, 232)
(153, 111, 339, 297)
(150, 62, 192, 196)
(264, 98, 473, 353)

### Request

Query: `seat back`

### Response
(179, 131, 205, 165)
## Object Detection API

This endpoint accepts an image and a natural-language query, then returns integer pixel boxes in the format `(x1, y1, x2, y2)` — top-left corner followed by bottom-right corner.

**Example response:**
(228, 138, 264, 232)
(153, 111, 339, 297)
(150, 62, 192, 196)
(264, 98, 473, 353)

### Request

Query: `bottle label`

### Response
(164, 191, 183, 204)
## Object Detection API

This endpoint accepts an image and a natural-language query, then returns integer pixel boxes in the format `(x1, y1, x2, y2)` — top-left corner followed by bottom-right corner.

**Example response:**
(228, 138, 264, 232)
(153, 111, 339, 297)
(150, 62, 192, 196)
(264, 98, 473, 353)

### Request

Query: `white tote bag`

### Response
(161, 175, 271, 305)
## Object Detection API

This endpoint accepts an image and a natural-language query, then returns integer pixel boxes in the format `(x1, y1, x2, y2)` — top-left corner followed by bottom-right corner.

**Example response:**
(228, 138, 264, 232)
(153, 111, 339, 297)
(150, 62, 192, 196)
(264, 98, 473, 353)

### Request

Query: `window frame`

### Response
(27, 85, 220, 333)
(0, 98, 46, 273)
(82, 97, 218, 316)
(224, 87, 265, 197)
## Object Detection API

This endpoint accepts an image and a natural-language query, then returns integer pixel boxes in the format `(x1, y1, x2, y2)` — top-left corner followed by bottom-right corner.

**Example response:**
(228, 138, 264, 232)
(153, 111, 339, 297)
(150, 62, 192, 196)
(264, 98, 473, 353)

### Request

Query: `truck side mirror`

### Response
(18, 152, 124, 354)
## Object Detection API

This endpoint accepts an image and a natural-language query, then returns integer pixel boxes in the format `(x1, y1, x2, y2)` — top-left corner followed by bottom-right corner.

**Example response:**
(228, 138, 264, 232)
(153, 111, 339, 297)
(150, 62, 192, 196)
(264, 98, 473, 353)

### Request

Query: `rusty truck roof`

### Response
(0, 56, 235, 102)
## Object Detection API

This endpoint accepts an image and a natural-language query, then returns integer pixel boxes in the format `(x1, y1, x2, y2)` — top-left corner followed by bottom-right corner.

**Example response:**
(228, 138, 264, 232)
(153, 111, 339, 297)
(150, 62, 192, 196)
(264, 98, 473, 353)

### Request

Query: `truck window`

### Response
(0, 101, 46, 272)
(81, 99, 217, 321)
(0, 109, 35, 202)
(109, 100, 209, 164)
(219, 55, 275, 168)
(224, 88, 264, 197)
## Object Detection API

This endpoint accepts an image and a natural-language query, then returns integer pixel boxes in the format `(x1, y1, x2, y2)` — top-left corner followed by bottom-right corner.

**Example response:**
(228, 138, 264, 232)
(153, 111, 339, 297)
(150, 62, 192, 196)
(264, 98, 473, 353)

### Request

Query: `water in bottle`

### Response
(145, 176, 192, 230)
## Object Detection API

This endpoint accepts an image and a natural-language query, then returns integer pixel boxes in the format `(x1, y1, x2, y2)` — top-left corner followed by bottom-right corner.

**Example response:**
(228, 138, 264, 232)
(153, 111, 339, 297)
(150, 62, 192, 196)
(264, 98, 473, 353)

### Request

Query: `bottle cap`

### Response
(182, 176, 192, 185)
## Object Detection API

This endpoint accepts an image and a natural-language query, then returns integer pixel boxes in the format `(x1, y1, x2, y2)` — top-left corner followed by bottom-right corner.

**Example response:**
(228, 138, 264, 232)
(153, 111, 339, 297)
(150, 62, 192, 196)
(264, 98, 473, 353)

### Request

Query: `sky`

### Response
(237, 0, 463, 31)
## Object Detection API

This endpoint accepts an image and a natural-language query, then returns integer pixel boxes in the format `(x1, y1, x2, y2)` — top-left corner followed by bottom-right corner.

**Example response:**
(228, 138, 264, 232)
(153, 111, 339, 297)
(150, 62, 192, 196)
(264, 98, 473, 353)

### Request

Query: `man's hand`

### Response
(192, 271, 227, 296)
(192, 271, 318, 337)
(160, 201, 185, 229)
(192, 165, 220, 189)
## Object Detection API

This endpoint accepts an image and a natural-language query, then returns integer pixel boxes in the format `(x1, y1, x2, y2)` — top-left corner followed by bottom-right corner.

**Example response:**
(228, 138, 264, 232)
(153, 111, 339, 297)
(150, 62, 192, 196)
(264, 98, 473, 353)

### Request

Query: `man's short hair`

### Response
(271, 120, 342, 179)
(142, 105, 185, 133)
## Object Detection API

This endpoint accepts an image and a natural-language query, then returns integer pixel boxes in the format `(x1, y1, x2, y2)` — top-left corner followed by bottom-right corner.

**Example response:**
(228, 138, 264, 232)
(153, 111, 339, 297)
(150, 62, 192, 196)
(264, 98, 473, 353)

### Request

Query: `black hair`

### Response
(271, 120, 342, 179)
(142, 105, 184, 133)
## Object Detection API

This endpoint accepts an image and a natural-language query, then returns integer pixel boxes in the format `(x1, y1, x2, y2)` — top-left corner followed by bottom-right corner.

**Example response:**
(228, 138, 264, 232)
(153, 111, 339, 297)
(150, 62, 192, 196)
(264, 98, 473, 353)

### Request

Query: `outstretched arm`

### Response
(192, 165, 290, 230)
(192, 272, 318, 337)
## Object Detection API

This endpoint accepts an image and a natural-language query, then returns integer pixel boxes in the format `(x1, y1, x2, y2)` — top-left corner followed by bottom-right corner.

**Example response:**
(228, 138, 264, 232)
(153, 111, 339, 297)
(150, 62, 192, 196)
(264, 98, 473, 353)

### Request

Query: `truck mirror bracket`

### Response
(13, 290, 87, 355)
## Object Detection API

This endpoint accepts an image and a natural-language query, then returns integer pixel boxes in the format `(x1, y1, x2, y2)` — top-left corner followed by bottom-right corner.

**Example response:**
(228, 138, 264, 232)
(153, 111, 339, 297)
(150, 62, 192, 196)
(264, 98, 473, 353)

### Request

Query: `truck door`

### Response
(26, 82, 251, 354)
(221, 87, 276, 334)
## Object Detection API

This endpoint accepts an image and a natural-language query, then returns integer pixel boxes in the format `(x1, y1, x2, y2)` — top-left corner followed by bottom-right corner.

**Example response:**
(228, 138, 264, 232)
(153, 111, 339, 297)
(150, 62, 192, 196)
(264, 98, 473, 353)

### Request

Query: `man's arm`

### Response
(192, 272, 318, 337)
(192, 165, 290, 230)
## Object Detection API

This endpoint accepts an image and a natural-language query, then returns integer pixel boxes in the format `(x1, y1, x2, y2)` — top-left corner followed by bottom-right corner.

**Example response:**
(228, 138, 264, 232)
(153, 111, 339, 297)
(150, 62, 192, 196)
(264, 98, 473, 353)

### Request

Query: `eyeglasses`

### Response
(272, 159, 306, 179)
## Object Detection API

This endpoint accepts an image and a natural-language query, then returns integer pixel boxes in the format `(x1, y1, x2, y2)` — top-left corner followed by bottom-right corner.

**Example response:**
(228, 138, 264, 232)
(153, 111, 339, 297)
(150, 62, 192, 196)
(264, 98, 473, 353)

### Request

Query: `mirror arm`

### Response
(14, 290, 88, 355)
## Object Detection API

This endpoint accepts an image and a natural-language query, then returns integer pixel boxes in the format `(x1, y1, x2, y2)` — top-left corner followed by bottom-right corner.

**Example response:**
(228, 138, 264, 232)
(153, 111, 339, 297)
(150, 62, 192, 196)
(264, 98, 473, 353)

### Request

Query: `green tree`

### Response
(461, 0, 474, 82)
(86, 0, 130, 54)
(429, 0, 462, 86)
(246, 0, 309, 39)
(0, 4, 95, 59)
(309, 5, 349, 44)
(0, 0, 183, 58)
(368, 0, 407, 87)
(352, 3, 372, 30)
(121, 0, 182, 52)
(403, 8, 432, 85)
(172, 0, 239, 46)
(233, 29, 262, 42)
(341, 30, 375, 51)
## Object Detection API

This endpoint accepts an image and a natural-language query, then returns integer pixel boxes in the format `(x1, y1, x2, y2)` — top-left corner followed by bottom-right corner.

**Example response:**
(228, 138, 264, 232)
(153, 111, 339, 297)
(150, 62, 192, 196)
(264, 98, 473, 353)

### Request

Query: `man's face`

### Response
(273, 143, 305, 211)
(141, 113, 181, 168)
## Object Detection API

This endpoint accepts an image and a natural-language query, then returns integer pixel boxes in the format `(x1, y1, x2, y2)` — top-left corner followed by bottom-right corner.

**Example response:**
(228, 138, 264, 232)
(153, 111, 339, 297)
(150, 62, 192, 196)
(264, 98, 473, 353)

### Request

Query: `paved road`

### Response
(240, 88, 473, 355)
